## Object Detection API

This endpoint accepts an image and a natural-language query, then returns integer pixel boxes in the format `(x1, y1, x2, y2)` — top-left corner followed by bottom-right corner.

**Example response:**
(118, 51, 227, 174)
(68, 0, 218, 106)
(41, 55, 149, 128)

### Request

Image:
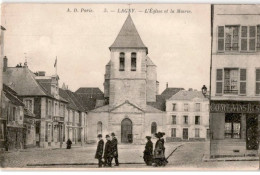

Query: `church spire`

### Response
(109, 14, 147, 52)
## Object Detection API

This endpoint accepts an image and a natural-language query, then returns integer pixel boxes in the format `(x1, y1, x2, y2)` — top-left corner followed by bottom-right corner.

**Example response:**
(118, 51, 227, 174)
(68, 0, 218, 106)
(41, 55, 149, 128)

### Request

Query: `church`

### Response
(86, 14, 166, 144)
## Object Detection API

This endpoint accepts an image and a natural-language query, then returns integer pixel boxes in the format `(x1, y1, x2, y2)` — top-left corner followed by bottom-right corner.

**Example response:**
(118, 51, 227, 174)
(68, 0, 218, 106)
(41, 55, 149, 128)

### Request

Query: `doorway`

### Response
(246, 114, 259, 150)
(183, 128, 188, 140)
(121, 118, 133, 143)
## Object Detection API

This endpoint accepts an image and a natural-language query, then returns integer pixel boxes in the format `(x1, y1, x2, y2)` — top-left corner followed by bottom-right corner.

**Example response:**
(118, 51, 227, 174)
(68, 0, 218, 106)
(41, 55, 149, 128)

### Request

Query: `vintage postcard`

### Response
(0, 3, 259, 170)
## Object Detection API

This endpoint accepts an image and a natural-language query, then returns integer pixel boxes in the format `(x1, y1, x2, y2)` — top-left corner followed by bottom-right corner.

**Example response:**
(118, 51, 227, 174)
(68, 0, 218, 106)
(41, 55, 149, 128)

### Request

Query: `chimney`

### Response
(166, 82, 168, 89)
(3, 56, 7, 72)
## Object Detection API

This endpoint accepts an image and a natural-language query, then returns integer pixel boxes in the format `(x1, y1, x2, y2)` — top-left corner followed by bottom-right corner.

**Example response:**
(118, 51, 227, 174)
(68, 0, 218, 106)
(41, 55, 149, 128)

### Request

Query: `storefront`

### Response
(210, 101, 260, 158)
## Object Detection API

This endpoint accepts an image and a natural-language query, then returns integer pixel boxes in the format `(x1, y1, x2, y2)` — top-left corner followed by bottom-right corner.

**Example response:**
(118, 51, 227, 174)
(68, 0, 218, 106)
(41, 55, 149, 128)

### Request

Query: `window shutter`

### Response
(216, 69, 223, 94)
(241, 26, 248, 51)
(240, 69, 247, 95)
(257, 25, 260, 51)
(249, 26, 256, 51)
(256, 69, 260, 95)
(218, 26, 224, 51)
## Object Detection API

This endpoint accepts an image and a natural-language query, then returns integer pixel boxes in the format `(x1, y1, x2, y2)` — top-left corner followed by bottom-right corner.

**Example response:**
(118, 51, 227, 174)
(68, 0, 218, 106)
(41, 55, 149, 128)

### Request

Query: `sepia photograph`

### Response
(0, 3, 259, 170)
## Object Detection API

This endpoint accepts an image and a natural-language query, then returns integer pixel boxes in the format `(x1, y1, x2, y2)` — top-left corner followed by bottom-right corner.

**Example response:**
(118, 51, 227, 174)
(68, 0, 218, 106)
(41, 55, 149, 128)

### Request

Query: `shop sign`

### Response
(210, 101, 260, 113)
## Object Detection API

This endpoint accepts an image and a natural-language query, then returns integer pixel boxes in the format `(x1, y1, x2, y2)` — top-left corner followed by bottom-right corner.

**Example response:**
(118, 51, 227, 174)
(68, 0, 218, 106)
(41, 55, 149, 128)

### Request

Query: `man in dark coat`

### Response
(95, 134, 104, 167)
(111, 132, 119, 166)
(66, 138, 72, 149)
(143, 136, 153, 166)
(103, 135, 113, 167)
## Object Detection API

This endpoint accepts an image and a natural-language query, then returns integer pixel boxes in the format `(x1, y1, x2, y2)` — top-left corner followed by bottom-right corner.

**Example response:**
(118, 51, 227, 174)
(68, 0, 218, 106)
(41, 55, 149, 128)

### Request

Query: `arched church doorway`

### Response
(121, 118, 133, 143)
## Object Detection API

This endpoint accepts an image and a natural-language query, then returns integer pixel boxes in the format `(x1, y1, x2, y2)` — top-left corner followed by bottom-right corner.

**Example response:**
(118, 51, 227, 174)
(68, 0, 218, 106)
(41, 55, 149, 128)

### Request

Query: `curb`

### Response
(202, 154, 259, 162)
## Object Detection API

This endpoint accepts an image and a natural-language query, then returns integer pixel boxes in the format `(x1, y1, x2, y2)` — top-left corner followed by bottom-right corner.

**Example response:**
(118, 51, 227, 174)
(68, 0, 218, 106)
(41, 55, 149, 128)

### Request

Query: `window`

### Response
(48, 100, 52, 115)
(225, 26, 239, 51)
(257, 25, 260, 51)
(73, 111, 75, 125)
(171, 128, 176, 138)
(224, 68, 239, 94)
(172, 103, 177, 111)
(195, 116, 200, 125)
(218, 25, 260, 52)
(97, 121, 102, 135)
(151, 122, 157, 135)
(184, 103, 189, 111)
(131, 52, 136, 71)
(195, 103, 200, 111)
(172, 115, 176, 124)
(195, 128, 200, 138)
(225, 113, 241, 139)
(183, 116, 188, 124)
(24, 99, 33, 113)
(119, 52, 125, 71)
(256, 69, 260, 95)
(55, 103, 58, 116)
(0, 123, 4, 140)
(12, 107, 16, 121)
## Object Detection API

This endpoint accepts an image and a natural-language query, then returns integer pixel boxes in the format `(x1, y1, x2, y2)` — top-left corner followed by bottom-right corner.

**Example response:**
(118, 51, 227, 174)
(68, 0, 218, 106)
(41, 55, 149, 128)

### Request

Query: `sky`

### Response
(2, 4, 211, 93)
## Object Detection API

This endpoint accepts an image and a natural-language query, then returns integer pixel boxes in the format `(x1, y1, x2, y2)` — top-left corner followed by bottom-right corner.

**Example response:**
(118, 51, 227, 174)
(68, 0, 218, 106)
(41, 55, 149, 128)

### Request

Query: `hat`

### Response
(97, 134, 102, 138)
(105, 135, 110, 138)
(155, 132, 163, 138)
(111, 132, 115, 136)
(146, 136, 152, 140)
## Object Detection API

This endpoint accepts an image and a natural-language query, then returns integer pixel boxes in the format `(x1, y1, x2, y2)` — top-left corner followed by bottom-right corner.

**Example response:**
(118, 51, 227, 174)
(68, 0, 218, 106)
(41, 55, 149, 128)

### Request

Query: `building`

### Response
(1, 84, 25, 151)
(3, 60, 68, 148)
(210, 5, 260, 157)
(59, 86, 88, 145)
(75, 87, 105, 110)
(86, 14, 166, 144)
(0, 26, 6, 151)
(166, 90, 209, 142)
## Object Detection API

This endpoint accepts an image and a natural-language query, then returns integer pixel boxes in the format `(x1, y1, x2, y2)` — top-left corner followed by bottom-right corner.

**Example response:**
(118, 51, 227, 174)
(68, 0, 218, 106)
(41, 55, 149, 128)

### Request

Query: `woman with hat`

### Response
(153, 132, 166, 167)
(143, 136, 153, 166)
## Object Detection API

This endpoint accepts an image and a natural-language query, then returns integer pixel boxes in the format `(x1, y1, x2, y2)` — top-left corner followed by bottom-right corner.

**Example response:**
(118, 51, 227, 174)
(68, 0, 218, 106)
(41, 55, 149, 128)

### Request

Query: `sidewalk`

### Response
(202, 154, 259, 162)
(1, 142, 182, 168)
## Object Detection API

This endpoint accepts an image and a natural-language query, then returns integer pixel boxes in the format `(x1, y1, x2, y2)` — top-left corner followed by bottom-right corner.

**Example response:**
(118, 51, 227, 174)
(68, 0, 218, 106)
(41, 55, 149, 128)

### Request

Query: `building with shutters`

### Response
(210, 5, 260, 157)
(165, 90, 209, 142)
(86, 14, 166, 144)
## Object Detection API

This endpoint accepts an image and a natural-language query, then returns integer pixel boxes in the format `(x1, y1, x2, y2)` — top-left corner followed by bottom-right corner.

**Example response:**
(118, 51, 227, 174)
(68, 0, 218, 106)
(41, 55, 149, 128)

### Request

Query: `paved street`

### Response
(0, 141, 259, 170)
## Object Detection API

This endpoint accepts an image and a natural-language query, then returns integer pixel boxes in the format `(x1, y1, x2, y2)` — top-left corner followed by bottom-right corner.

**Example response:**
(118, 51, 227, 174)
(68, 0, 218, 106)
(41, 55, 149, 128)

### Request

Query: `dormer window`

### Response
(119, 52, 125, 71)
(131, 52, 136, 71)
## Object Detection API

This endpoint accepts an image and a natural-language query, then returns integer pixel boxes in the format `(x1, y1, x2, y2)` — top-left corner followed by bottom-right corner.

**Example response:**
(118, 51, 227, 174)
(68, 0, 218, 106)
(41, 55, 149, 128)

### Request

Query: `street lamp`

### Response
(201, 84, 212, 158)
(201, 85, 207, 97)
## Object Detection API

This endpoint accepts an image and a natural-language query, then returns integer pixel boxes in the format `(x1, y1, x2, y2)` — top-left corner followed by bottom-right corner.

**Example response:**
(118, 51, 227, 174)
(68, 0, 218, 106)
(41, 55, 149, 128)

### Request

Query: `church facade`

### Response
(86, 15, 166, 144)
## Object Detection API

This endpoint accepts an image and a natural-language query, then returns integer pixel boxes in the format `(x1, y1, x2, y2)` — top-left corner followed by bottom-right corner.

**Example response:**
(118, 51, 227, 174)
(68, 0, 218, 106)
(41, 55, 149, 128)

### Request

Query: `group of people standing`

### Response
(95, 131, 168, 168)
(95, 133, 119, 167)
(143, 132, 168, 167)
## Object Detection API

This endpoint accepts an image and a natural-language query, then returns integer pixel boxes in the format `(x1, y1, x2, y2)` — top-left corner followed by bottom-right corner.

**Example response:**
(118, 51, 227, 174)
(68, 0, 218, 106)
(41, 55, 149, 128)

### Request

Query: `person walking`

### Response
(95, 134, 104, 168)
(66, 138, 72, 149)
(153, 132, 167, 167)
(103, 135, 113, 167)
(111, 132, 119, 166)
(143, 136, 153, 166)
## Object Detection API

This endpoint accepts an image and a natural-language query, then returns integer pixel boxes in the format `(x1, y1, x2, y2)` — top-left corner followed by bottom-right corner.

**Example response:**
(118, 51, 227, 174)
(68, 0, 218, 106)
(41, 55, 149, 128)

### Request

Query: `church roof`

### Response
(146, 105, 164, 113)
(146, 56, 156, 66)
(109, 15, 147, 51)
